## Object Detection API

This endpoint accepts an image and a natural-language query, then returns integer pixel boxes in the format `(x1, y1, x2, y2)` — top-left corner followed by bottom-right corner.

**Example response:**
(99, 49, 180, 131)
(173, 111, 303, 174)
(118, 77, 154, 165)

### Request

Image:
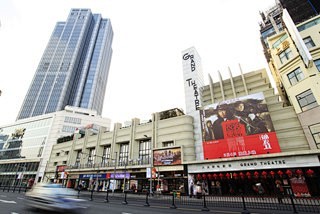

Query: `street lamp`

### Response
(112, 152, 117, 194)
(13, 163, 26, 191)
(121, 159, 133, 192)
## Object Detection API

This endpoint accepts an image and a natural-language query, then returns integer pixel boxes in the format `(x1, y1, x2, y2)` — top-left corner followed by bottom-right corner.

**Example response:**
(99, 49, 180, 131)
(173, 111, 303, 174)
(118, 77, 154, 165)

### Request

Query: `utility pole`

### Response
(112, 152, 117, 195)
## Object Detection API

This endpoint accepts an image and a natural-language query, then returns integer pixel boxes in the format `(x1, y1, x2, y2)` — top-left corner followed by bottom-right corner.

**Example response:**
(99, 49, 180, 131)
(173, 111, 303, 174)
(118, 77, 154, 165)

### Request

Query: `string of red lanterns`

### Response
(194, 169, 315, 181)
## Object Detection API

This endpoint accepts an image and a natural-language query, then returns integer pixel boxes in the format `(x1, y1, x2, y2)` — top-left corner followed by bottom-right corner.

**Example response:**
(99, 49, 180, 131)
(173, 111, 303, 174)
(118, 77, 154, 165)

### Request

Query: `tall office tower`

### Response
(17, 9, 113, 120)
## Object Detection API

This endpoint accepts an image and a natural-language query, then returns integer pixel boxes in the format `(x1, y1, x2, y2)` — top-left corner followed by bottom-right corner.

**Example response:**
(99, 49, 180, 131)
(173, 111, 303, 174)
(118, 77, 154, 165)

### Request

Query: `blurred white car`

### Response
(25, 183, 89, 213)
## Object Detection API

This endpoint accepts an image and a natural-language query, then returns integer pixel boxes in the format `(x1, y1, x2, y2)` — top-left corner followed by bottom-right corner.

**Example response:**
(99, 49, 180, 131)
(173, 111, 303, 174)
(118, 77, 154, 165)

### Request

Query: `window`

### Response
(75, 150, 81, 167)
(88, 148, 96, 166)
(119, 143, 129, 166)
(62, 161, 67, 164)
(287, 68, 304, 85)
(163, 141, 174, 147)
(309, 123, 320, 149)
(56, 152, 60, 157)
(279, 48, 293, 64)
(64, 151, 69, 155)
(102, 145, 111, 165)
(314, 59, 320, 72)
(139, 140, 151, 165)
(296, 89, 318, 111)
(303, 36, 315, 49)
(54, 162, 58, 166)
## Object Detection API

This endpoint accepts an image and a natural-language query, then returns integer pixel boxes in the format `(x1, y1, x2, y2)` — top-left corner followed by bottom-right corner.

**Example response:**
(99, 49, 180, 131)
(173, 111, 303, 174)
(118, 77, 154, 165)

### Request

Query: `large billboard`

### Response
(200, 92, 281, 159)
(153, 147, 182, 166)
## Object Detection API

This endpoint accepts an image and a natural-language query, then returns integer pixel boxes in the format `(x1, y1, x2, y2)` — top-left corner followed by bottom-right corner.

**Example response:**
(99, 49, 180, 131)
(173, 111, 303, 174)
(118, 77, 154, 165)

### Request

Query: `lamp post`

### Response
(18, 164, 26, 187)
(122, 159, 133, 192)
(13, 163, 26, 192)
(112, 152, 117, 195)
(144, 134, 154, 194)
(122, 160, 127, 193)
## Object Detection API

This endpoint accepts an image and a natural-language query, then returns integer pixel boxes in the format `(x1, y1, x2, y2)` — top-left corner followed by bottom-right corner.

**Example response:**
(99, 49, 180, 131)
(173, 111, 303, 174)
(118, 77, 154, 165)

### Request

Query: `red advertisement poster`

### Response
(200, 92, 281, 160)
(290, 177, 311, 197)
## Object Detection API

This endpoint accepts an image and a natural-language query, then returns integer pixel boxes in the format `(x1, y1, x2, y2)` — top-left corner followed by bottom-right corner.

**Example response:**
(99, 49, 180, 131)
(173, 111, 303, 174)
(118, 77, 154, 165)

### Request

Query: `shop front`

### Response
(188, 154, 320, 197)
(152, 147, 187, 193)
(123, 168, 186, 194)
(77, 172, 130, 192)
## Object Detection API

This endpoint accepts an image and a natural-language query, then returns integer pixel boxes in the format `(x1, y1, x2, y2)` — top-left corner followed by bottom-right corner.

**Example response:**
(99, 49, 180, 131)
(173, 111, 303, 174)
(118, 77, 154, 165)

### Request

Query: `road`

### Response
(0, 191, 312, 214)
(0, 191, 239, 214)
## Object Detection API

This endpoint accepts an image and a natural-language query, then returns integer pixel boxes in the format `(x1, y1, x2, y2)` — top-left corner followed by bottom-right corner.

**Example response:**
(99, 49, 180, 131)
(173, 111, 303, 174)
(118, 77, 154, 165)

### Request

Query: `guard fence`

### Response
(2, 184, 320, 213)
(0, 184, 29, 193)
(81, 190, 320, 213)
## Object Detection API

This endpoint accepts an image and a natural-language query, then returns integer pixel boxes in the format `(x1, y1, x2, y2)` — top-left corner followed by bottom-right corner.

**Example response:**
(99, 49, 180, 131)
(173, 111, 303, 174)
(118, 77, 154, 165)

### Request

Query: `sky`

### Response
(0, 0, 277, 127)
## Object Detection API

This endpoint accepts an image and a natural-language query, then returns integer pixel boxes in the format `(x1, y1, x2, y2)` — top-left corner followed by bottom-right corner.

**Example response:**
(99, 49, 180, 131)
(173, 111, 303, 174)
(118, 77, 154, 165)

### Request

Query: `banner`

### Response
(200, 92, 281, 159)
(153, 147, 181, 166)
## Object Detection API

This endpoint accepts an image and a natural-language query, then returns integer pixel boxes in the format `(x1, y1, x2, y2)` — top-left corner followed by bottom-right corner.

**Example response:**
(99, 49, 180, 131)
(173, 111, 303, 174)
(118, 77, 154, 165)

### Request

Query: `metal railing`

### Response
(67, 159, 151, 170)
(76, 190, 320, 213)
(5, 185, 320, 213)
(0, 184, 30, 193)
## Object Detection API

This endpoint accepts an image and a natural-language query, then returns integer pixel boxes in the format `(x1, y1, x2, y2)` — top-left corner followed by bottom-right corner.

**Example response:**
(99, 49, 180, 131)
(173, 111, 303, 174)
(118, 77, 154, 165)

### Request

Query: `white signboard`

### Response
(282, 9, 313, 68)
(146, 167, 151, 178)
(182, 47, 204, 114)
(188, 155, 320, 173)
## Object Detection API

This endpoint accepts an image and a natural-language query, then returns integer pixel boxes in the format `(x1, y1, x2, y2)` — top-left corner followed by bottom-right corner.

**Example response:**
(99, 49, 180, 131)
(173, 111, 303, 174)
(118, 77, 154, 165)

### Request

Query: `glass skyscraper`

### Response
(17, 9, 113, 120)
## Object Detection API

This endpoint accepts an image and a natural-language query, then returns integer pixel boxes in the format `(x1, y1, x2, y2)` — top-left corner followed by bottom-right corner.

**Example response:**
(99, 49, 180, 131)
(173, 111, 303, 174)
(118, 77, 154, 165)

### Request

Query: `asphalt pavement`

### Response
(0, 190, 318, 214)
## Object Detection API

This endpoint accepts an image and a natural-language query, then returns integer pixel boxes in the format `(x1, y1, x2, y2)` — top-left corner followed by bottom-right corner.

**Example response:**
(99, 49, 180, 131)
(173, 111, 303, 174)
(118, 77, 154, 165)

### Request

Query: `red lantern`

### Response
(306, 169, 314, 177)
(213, 173, 218, 180)
(207, 174, 212, 180)
(197, 174, 201, 180)
(270, 171, 275, 178)
(226, 173, 231, 179)
(254, 171, 259, 178)
(285, 169, 293, 178)
(277, 170, 283, 178)
(261, 171, 267, 178)
(239, 172, 245, 179)
(202, 174, 207, 180)
(296, 169, 303, 176)
(233, 172, 238, 179)
(219, 173, 224, 179)
(246, 172, 251, 179)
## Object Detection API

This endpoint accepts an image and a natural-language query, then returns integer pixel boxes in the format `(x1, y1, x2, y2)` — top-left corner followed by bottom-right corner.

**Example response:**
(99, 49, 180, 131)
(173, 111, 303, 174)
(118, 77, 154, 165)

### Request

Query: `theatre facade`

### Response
(187, 151, 320, 197)
(182, 47, 320, 197)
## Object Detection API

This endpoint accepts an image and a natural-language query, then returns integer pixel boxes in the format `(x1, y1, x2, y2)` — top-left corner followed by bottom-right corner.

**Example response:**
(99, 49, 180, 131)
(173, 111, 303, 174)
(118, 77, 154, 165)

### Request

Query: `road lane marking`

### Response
(0, 199, 16, 203)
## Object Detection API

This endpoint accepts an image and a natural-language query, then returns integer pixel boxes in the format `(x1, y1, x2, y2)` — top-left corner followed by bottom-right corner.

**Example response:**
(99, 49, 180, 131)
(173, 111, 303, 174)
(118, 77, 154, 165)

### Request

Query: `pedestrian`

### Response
(196, 181, 202, 199)
(256, 183, 265, 200)
(189, 182, 194, 198)
(275, 180, 284, 204)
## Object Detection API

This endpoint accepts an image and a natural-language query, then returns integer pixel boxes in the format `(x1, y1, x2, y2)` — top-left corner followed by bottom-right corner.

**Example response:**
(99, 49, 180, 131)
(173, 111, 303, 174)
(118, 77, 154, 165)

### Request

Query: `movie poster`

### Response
(290, 176, 311, 197)
(200, 92, 281, 159)
(153, 147, 182, 166)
